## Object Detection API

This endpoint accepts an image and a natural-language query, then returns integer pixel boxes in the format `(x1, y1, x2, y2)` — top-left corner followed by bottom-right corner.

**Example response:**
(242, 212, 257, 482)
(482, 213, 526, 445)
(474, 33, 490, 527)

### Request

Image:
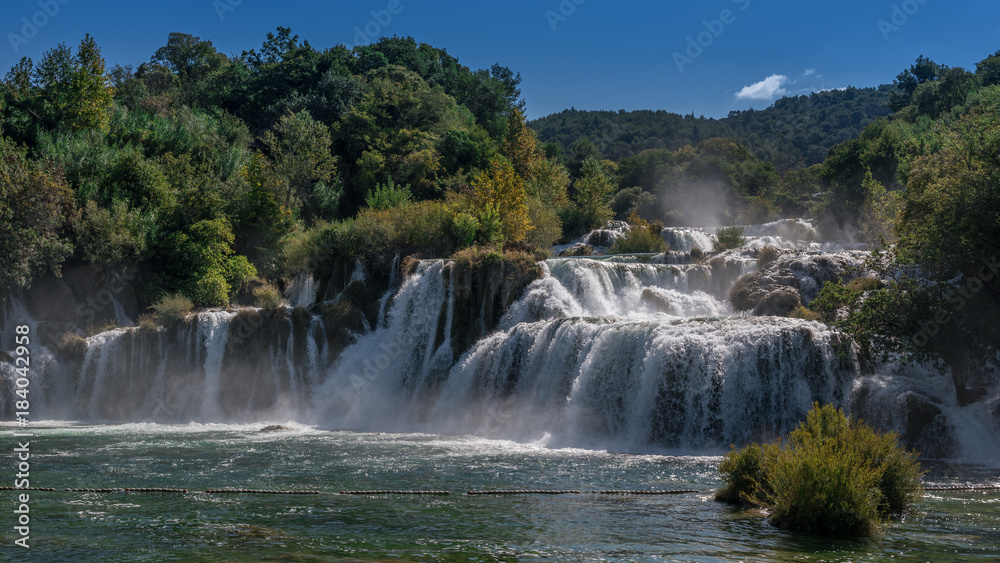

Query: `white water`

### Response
(287, 269, 319, 308)
(3, 222, 998, 463)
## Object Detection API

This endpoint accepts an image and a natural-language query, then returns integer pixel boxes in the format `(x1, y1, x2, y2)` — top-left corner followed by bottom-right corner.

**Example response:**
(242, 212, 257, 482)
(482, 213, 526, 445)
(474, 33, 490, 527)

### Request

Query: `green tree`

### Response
(888, 55, 943, 112)
(0, 138, 74, 297)
(261, 111, 339, 222)
(32, 35, 114, 132)
(571, 156, 615, 231)
(858, 171, 903, 247)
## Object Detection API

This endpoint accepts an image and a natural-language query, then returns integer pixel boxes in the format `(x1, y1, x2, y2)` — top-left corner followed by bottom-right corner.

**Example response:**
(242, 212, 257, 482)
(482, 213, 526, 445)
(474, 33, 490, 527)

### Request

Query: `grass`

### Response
(137, 313, 158, 332)
(252, 282, 283, 309)
(610, 226, 669, 254)
(716, 403, 923, 536)
(713, 226, 747, 252)
(611, 212, 669, 254)
(789, 305, 821, 321)
(757, 245, 779, 267)
(151, 293, 194, 328)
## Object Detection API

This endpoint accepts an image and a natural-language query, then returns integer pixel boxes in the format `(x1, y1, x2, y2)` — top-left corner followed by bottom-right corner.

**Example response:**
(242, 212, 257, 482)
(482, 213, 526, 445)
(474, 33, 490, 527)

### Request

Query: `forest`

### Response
(1, 31, 999, 378)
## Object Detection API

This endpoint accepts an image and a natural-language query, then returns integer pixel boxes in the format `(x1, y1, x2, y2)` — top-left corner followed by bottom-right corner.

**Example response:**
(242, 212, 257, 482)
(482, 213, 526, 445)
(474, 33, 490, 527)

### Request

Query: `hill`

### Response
(529, 86, 892, 170)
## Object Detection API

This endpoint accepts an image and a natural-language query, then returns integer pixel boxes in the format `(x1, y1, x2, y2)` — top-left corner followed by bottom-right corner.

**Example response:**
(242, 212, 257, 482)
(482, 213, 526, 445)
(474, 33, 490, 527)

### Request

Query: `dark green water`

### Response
(1, 423, 998, 562)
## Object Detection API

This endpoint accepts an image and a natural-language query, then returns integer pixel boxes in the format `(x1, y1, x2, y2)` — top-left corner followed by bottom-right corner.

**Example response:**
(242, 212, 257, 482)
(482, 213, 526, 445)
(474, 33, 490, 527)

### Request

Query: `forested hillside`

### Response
(529, 86, 892, 170)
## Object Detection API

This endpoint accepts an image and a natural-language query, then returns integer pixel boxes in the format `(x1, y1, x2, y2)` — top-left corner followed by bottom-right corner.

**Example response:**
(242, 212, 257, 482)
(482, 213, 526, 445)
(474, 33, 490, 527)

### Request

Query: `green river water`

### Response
(1, 423, 997, 562)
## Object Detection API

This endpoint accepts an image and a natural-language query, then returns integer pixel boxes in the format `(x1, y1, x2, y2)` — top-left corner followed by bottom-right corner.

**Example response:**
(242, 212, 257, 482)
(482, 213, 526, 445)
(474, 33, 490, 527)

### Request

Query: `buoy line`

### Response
(598, 489, 700, 495)
(923, 485, 1000, 491)
(467, 490, 582, 495)
(340, 490, 451, 495)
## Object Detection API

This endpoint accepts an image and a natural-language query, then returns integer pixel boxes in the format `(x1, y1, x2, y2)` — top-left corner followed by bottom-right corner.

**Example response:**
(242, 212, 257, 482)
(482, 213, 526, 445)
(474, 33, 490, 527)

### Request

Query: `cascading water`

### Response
(2, 220, 997, 463)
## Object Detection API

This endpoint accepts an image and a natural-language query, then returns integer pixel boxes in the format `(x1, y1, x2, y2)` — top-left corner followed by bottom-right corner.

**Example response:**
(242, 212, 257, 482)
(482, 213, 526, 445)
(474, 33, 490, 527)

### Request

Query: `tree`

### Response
(858, 171, 903, 247)
(976, 50, 1000, 87)
(572, 156, 616, 230)
(501, 107, 543, 181)
(261, 111, 339, 222)
(471, 156, 532, 242)
(0, 138, 74, 298)
(150, 32, 227, 85)
(32, 35, 114, 132)
(888, 55, 943, 112)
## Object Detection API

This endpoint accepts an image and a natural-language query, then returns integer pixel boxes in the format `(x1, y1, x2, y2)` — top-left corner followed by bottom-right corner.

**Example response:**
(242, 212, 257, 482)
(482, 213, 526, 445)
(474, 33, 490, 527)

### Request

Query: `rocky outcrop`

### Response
(753, 287, 802, 317)
(447, 251, 543, 356)
(729, 252, 866, 315)
(559, 244, 595, 257)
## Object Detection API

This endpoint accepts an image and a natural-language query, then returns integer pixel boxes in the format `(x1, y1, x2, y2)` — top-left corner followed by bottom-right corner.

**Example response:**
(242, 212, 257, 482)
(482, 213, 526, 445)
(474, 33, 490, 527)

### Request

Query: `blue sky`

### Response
(1, 0, 998, 120)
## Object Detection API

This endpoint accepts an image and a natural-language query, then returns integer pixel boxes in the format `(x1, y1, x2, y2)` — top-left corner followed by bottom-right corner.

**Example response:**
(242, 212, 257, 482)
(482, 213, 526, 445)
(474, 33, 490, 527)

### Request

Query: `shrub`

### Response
(611, 211, 669, 254)
(713, 226, 746, 252)
(450, 211, 479, 248)
(57, 332, 88, 363)
(610, 227, 669, 254)
(253, 282, 283, 309)
(847, 276, 884, 293)
(757, 246, 779, 267)
(716, 403, 923, 536)
(365, 179, 412, 210)
(788, 305, 821, 321)
(716, 442, 778, 505)
(137, 313, 158, 332)
(809, 282, 861, 323)
(151, 293, 194, 327)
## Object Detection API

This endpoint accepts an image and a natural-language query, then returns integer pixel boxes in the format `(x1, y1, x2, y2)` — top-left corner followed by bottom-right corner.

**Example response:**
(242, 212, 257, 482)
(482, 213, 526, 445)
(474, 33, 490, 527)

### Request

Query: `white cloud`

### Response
(735, 74, 788, 100)
(804, 69, 816, 77)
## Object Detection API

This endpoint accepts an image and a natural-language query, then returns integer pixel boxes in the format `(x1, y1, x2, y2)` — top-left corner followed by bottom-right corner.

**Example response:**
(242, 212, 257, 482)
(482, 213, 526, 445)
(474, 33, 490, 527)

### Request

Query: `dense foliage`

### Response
(716, 404, 923, 536)
(530, 86, 892, 170)
(799, 55, 1000, 402)
(0, 32, 558, 308)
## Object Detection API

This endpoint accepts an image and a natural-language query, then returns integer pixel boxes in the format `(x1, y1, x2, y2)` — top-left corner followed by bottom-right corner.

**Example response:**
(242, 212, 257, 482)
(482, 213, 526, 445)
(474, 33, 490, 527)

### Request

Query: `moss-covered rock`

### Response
(447, 247, 544, 355)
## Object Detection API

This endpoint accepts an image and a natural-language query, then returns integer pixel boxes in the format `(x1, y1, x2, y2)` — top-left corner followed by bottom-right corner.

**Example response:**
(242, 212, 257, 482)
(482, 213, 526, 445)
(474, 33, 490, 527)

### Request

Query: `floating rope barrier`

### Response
(205, 489, 321, 495)
(341, 490, 451, 495)
(923, 486, 1000, 491)
(599, 489, 700, 495)
(467, 490, 582, 495)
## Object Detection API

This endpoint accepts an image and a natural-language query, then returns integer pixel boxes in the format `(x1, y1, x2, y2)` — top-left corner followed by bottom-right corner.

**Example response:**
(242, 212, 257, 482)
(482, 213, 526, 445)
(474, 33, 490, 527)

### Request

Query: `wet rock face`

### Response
(753, 287, 801, 317)
(559, 244, 595, 257)
(640, 288, 673, 314)
(729, 252, 866, 315)
(901, 392, 955, 459)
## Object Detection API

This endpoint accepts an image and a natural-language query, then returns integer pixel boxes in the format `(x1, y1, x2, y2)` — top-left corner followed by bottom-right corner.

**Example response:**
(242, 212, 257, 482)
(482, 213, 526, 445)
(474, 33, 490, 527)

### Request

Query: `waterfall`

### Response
(287, 269, 319, 308)
(3, 219, 997, 463)
(428, 316, 854, 450)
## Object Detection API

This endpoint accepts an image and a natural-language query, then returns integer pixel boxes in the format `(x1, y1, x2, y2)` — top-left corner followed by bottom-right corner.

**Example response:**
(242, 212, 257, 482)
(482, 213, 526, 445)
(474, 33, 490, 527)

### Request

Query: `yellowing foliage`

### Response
(471, 156, 532, 242)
